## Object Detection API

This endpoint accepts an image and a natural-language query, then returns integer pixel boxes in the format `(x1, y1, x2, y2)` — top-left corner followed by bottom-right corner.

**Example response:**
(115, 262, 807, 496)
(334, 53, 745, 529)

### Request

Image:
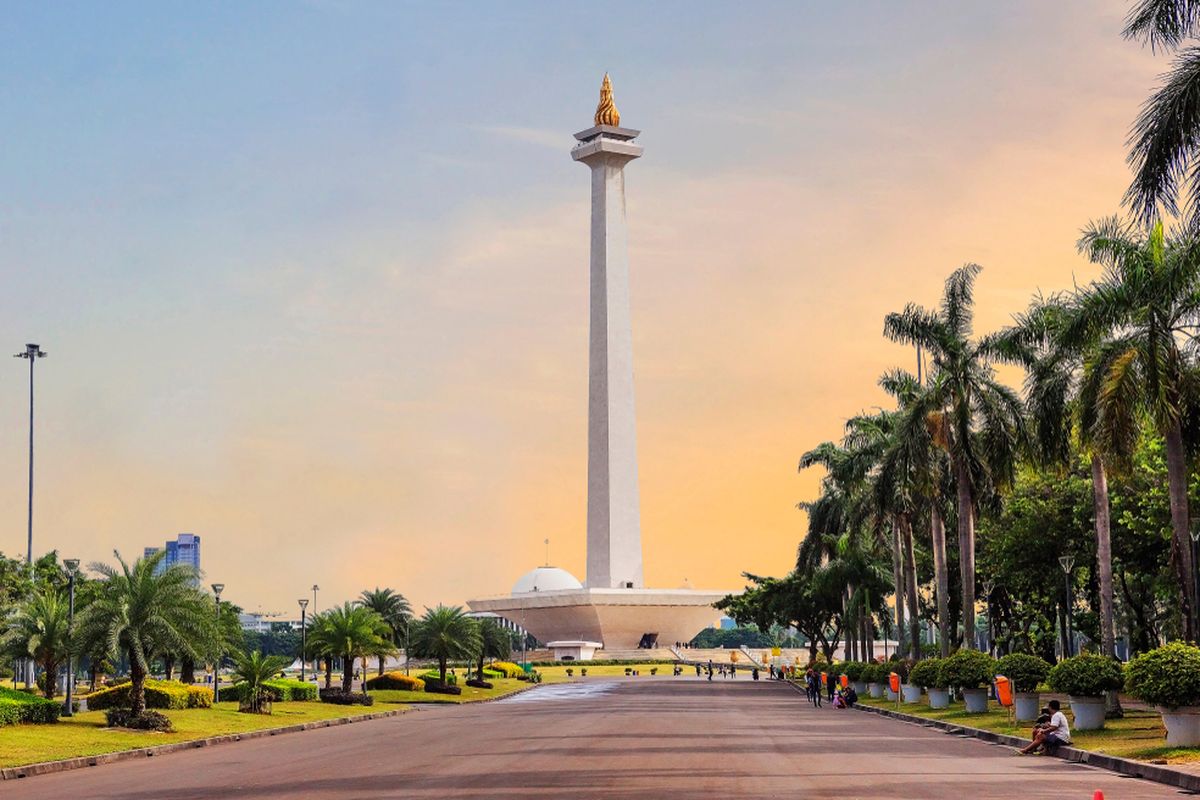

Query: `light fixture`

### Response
(63, 558, 79, 575)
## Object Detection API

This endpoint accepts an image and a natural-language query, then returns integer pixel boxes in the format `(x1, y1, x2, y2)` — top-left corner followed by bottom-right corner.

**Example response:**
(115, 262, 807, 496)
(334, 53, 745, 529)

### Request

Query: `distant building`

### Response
(144, 533, 201, 576)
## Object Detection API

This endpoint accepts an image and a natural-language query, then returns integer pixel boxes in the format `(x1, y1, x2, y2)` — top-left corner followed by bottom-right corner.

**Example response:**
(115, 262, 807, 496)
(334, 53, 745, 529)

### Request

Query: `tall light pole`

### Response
(312, 584, 319, 614)
(14, 344, 46, 690)
(298, 598, 309, 683)
(982, 580, 995, 656)
(63, 558, 79, 717)
(211, 583, 224, 703)
(404, 616, 411, 676)
(1058, 555, 1075, 658)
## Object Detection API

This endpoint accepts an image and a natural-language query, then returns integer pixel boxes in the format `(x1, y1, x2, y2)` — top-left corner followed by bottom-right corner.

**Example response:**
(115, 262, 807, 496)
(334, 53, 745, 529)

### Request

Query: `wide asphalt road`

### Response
(4, 678, 1182, 799)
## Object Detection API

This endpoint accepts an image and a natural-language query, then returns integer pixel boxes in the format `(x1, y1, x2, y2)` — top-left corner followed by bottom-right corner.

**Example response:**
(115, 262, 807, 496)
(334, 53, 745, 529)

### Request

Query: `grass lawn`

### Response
(368, 677, 531, 705)
(0, 700, 393, 769)
(856, 695, 1199, 764)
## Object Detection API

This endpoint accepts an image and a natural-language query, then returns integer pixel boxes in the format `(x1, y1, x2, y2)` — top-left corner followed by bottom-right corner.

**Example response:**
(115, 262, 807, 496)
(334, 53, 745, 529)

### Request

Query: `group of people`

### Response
(799, 668, 856, 709)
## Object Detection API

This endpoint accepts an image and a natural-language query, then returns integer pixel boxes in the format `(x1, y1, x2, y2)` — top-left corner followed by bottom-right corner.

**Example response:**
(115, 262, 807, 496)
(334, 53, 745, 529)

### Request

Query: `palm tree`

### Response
(884, 264, 1026, 649)
(1, 587, 72, 698)
(474, 617, 512, 681)
(77, 551, 211, 715)
(1123, 0, 1200, 222)
(357, 588, 412, 676)
(230, 649, 290, 713)
(1061, 217, 1200, 640)
(409, 605, 481, 685)
(308, 603, 390, 694)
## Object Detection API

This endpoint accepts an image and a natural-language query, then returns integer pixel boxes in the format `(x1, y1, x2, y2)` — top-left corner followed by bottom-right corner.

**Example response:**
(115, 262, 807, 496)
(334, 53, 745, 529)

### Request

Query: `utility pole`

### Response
(14, 344, 46, 687)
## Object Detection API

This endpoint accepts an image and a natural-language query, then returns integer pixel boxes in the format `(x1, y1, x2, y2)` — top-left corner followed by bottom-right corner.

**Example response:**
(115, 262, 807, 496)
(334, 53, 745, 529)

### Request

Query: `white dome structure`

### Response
(512, 566, 582, 595)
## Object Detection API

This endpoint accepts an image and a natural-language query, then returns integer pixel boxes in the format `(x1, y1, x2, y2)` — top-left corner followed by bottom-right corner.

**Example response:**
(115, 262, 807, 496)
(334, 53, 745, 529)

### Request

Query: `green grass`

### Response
(0, 701, 392, 769)
(368, 677, 532, 704)
(857, 695, 1199, 763)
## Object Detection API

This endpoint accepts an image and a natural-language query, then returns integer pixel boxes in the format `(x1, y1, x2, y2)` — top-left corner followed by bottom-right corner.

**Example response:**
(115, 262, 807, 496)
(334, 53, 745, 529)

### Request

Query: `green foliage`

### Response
(995, 653, 1051, 693)
(226, 678, 317, 703)
(1, 586, 73, 698)
(690, 626, 777, 649)
(104, 708, 174, 731)
(1047, 654, 1124, 697)
(1125, 642, 1200, 709)
(937, 649, 995, 689)
(363, 672, 425, 691)
(229, 650, 292, 712)
(307, 602, 392, 694)
(907, 657, 945, 689)
(419, 670, 457, 685)
(840, 661, 865, 681)
(489, 661, 525, 678)
(859, 663, 881, 684)
(0, 685, 61, 725)
(85, 679, 213, 710)
(409, 605, 481, 685)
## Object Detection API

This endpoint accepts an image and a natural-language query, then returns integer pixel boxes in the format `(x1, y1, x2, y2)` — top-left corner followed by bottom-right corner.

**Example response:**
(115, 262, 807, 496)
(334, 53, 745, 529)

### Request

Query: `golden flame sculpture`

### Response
(594, 73, 620, 127)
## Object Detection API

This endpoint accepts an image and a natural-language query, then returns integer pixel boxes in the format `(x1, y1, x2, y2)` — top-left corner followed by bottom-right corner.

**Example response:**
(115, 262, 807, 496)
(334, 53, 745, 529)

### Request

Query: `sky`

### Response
(0, 1, 1169, 620)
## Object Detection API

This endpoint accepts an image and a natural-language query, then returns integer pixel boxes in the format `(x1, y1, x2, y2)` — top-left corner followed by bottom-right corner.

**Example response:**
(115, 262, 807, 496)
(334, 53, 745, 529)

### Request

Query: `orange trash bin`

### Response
(994, 674, 1013, 707)
(888, 672, 901, 694)
(840, 674, 849, 689)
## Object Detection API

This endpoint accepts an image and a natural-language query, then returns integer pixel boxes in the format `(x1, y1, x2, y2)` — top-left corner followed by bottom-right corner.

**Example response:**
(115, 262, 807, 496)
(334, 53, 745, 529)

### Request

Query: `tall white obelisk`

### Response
(572, 74, 645, 590)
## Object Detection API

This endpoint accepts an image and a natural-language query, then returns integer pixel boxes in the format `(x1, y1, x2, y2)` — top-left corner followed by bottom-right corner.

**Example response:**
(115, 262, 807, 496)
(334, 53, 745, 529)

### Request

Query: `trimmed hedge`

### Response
(1047, 654, 1123, 697)
(1126, 642, 1200, 710)
(225, 678, 317, 703)
(938, 649, 995, 689)
(0, 686, 61, 726)
(465, 679, 493, 689)
(489, 662, 525, 678)
(908, 658, 945, 689)
(996, 653, 1051, 694)
(318, 689, 374, 706)
(419, 670, 457, 686)
(424, 678, 462, 695)
(364, 672, 426, 691)
(85, 679, 213, 711)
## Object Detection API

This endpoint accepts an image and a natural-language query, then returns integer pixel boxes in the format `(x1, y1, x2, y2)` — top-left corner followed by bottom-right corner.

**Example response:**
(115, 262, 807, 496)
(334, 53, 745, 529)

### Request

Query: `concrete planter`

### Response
(885, 688, 898, 701)
(852, 681, 867, 695)
(1069, 695, 1106, 730)
(928, 687, 950, 709)
(961, 688, 989, 713)
(1014, 692, 1040, 722)
(868, 682, 884, 698)
(1159, 707, 1200, 747)
(901, 684, 922, 703)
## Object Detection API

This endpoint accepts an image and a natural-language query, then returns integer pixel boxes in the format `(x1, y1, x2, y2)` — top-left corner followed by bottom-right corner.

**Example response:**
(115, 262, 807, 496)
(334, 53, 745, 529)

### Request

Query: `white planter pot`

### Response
(1014, 692, 1040, 722)
(1159, 706, 1200, 747)
(868, 682, 884, 698)
(928, 687, 950, 709)
(962, 687, 989, 713)
(901, 684, 922, 703)
(852, 681, 867, 695)
(885, 688, 898, 701)
(1069, 695, 1106, 730)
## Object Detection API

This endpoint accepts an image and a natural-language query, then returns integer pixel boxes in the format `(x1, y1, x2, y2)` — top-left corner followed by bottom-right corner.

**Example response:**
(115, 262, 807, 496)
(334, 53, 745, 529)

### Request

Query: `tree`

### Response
(357, 588, 412, 676)
(409, 605, 481, 684)
(1066, 218, 1200, 639)
(884, 264, 1026, 648)
(77, 551, 211, 716)
(230, 650, 290, 713)
(475, 618, 512, 681)
(307, 603, 390, 694)
(1, 587, 72, 698)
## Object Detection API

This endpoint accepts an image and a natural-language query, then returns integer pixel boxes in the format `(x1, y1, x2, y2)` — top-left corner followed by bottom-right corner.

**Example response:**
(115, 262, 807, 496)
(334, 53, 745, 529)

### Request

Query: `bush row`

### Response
(85, 679, 213, 710)
(224, 678, 318, 703)
(0, 686, 61, 726)
(364, 672, 426, 691)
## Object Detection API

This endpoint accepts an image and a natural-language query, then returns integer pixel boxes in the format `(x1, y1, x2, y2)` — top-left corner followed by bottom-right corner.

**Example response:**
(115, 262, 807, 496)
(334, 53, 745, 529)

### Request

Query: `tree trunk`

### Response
(931, 505, 951, 657)
(130, 663, 147, 716)
(323, 656, 332, 689)
(378, 655, 386, 677)
(478, 654, 485, 682)
(1164, 420, 1196, 641)
(181, 656, 195, 684)
(40, 659, 56, 698)
(1091, 453, 1123, 717)
(342, 653, 354, 693)
(164, 655, 175, 682)
(903, 515, 921, 659)
(846, 587, 856, 661)
(955, 456, 976, 649)
(891, 519, 906, 659)
(439, 657, 448, 684)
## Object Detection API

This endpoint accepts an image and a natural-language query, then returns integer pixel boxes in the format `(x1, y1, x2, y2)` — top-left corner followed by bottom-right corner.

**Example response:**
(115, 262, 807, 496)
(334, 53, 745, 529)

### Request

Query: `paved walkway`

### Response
(3, 678, 1182, 798)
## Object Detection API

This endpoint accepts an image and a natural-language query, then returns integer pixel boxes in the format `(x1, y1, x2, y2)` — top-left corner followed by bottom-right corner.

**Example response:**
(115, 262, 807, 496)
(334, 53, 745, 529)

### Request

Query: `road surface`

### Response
(3, 678, 1180, 799)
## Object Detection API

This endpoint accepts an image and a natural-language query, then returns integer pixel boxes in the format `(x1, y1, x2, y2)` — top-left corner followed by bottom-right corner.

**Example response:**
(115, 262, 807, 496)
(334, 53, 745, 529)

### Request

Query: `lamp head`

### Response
(299, 598, 309, 610)
(1058, 555, 1075, 574)
(63, 558, 80, 575)
(212, 582, 225, 597)
(312, 584, 320, 591)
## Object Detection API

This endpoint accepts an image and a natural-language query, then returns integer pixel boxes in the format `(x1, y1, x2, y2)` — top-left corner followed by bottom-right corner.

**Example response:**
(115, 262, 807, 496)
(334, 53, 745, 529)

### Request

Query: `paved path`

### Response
(4, 678, 1182, 798)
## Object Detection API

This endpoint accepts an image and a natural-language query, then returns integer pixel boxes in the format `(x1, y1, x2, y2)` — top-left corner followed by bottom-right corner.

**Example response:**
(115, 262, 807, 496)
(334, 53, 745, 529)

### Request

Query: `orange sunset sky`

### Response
(0, 2, 1168, 617)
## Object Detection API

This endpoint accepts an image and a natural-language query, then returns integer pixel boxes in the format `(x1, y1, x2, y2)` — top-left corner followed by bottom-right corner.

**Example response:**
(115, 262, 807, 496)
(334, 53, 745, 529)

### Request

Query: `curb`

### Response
(0, 708, 408, 781)
(853, 702, 1200, 792)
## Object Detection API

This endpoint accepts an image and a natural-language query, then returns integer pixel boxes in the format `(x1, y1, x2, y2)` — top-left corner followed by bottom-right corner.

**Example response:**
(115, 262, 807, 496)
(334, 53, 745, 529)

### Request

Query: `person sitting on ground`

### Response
(844, 686, 858, 707)
(1019, 699, 1071, 755)
(832, 689, 846, 709)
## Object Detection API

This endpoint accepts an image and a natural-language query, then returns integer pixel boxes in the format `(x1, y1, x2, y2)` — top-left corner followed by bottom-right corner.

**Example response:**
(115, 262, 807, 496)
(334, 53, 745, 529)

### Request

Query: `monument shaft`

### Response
(573, 117, 644, 590)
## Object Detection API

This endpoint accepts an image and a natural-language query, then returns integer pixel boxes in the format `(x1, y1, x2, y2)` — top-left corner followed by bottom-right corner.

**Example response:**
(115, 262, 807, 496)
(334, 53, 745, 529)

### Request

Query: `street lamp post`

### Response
(211, 583, 224, 703)
(1190, 520, 1200, 638)
(982, 580, 995, 657)
(15, 344, 46, 689)
(298, 599, 309, 683)
(1058, 555, 1075, 658)
(311, 585, 320, 677)
(63, 559, 79, 717)
(404, 617, 411, 676)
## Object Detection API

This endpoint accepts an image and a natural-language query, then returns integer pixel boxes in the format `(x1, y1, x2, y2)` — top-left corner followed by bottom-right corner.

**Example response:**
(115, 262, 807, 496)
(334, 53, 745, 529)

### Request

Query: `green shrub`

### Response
(0, 686, 61, 725)
(489, 661, 525, 678)
(1047, 654, 1123, 697)
(418, 671, 457, 686)
(841, 661, 864, 681)
(226, 678, 317, 703)
(937, 649, 995, 689)
(888, 660, 910, 682)
(85, 679, 212, 710)
(424, 679, 462, 695)
(318, 689, 373, 706)
(105, 708, 174, 731)
(859, 663, 881, 684)
(996, 653, 1051, 694)
(364, 672, 426, 691)
(908, 658, 945, 689)
(1126, 642, 1200, 709)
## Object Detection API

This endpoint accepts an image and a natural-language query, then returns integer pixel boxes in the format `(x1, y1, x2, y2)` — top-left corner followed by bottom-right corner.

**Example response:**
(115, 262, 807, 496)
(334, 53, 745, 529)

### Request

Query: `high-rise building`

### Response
(145, 533, 201, 575)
